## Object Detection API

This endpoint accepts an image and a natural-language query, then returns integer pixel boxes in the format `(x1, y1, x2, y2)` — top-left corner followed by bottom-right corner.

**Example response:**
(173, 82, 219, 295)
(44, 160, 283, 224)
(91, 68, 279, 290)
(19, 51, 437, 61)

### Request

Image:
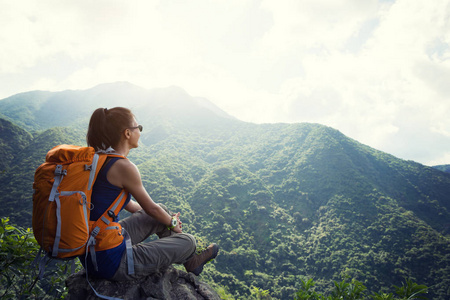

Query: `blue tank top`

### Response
(80, 157, 131, 279)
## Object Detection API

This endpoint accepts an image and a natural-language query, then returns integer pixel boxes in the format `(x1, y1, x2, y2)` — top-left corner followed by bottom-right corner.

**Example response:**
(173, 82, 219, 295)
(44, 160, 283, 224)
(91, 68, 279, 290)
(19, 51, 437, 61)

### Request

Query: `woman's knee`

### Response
(179, 233, 197, 252)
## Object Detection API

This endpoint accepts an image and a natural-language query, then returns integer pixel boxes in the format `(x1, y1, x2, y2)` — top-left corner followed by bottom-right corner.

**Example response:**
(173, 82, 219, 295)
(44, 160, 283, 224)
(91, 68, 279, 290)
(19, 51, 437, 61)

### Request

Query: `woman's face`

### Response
(128, 118, 141, 149)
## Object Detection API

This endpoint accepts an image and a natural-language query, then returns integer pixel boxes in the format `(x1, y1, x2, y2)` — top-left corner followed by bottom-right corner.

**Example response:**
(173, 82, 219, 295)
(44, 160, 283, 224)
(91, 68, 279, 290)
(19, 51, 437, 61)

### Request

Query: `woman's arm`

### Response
(108, 159, 182, 233)
(124, 200, 142, 213)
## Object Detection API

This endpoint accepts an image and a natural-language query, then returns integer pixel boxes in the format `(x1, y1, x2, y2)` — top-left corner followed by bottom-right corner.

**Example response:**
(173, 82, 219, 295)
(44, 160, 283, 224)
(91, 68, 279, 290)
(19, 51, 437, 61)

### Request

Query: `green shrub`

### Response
(0, 217, 81, 299)
(294, 278, 428, 300)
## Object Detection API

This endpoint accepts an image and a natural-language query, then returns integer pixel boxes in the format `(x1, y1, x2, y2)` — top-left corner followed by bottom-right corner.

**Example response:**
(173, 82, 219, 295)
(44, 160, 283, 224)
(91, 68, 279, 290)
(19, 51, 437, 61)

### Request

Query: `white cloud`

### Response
(0, 0, 449, 165)
(252, 0, 450, 165)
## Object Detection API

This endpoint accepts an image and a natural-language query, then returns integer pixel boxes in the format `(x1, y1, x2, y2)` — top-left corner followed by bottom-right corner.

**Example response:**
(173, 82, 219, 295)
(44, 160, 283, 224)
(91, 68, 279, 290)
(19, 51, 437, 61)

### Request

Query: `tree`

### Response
(251, 286, 272, 300)
(294, 278, 429, 300)
(294, 278, 321, 300)
(0, 217, 79, 299)
(393, 278, 428, 300)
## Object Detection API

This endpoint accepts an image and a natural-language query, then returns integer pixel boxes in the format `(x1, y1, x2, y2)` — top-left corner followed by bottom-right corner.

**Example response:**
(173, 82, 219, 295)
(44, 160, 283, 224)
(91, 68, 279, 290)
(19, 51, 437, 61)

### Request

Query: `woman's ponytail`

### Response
(87, 108, 111, 150)
(86, 107, 134, 150)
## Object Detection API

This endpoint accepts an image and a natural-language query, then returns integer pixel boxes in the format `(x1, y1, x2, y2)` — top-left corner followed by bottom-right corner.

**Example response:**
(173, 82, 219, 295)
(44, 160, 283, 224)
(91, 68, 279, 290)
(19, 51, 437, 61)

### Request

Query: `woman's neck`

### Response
(112, 144, 130, 157)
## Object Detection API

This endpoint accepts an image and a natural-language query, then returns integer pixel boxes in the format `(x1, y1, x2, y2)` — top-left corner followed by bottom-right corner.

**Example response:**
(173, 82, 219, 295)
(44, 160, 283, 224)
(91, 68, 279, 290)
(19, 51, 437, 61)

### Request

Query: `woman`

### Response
(83, 107, 218, 280)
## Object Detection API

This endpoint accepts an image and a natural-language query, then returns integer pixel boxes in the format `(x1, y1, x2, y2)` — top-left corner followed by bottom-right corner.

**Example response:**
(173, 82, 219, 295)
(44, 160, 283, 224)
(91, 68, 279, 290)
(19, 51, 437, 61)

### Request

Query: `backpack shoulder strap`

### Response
(88, 151, 134, 276)
(90, 151, 128, 223)
(88, 188, 132, 275)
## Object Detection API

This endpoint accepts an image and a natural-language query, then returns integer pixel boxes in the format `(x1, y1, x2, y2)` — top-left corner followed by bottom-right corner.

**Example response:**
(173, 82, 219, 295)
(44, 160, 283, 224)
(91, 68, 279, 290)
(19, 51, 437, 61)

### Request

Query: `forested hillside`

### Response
(0, 82, 449, 299)
(0, 118, 32, 172)
(434, 164, 450, 173)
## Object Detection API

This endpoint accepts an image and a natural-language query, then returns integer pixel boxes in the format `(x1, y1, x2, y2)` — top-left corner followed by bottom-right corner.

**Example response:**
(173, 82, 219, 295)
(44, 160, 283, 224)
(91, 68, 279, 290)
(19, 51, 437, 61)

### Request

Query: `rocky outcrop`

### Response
(66, 267, 220, 300)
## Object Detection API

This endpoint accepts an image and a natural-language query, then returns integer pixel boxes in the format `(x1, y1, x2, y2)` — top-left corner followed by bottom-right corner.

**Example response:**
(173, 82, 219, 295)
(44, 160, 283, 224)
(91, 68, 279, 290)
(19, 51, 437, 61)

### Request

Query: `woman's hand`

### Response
(172, 212, 183, 233)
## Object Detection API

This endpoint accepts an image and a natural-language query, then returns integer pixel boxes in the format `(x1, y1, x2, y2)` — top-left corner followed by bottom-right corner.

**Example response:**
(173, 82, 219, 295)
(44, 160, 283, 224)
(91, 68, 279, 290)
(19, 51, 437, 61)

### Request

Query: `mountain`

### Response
(433, 164, 450, 173)
(0, 82, 449, 299)
(0, 82, 235, 133)
(0, 118, 32, 173)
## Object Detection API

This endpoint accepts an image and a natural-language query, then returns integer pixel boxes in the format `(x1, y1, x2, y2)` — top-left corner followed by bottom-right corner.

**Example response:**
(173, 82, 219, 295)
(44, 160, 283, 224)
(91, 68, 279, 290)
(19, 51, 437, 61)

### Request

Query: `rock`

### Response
(66, 267, 220, 300)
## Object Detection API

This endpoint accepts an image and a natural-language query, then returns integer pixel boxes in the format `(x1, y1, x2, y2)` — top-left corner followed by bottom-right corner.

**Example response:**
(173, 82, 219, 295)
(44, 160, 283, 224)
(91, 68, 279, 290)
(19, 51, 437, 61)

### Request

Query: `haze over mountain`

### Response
(0, 82, 235, 132)
(0, 82, 449, 299)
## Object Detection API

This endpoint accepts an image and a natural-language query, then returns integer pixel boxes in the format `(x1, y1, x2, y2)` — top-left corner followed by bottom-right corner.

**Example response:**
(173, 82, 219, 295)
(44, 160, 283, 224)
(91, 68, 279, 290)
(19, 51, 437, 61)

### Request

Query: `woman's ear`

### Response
(124, 128, 131, 139)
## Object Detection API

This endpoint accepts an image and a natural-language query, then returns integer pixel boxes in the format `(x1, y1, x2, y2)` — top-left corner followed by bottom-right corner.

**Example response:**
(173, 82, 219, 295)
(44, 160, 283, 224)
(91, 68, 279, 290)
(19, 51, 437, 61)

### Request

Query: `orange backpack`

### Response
(32, 145, 134, 273)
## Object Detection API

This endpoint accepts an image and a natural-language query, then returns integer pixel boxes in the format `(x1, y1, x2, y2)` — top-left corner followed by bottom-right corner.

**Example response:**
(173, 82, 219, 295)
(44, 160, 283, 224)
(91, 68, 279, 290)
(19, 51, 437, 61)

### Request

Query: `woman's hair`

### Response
(86, 107, 135, 150)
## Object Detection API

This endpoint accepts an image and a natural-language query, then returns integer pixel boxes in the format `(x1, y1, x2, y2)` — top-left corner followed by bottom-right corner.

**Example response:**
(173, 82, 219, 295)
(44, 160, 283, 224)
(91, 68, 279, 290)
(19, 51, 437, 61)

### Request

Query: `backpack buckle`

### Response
(90, 226, 101, 238)
(54, 165, 67, 176)
(107, 210, 116, 219)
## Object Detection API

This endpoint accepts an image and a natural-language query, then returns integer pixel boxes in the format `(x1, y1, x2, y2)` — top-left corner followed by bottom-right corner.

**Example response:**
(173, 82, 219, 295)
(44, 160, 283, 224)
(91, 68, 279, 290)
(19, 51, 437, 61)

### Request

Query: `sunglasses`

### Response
(129, 125, 143, 132)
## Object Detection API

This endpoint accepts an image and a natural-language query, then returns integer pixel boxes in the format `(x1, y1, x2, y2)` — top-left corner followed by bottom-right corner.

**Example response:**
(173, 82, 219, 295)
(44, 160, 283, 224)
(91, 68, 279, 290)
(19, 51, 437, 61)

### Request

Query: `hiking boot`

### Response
(184, 243, 219, 276)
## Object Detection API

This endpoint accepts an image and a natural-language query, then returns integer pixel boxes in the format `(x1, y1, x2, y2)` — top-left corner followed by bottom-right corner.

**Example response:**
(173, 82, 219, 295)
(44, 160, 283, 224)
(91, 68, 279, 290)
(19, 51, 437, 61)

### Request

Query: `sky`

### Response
(1, 0, 449, 166)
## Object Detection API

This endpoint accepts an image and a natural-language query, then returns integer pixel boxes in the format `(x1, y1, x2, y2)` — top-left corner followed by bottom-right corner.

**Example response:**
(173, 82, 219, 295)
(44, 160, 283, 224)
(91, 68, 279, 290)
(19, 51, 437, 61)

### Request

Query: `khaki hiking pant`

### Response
(111, 204, 196, 281)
